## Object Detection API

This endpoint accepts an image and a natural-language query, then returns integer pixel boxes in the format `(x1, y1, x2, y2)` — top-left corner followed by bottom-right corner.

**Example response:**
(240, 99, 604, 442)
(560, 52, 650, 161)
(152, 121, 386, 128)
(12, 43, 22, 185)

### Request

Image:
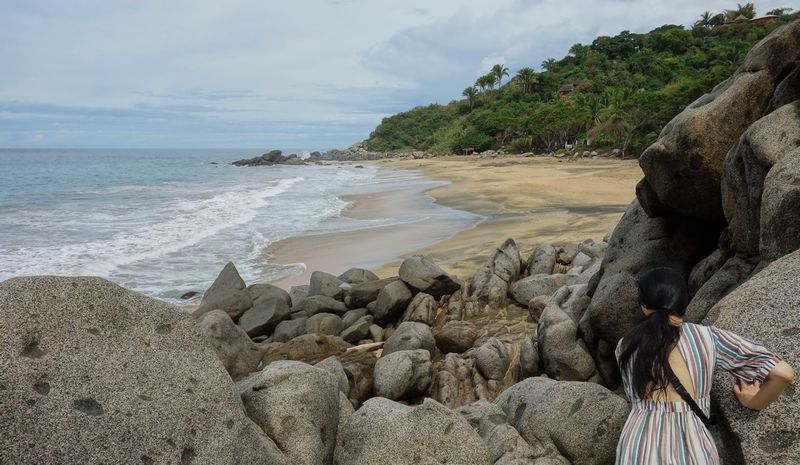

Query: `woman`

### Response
(614, 267, 794, 464)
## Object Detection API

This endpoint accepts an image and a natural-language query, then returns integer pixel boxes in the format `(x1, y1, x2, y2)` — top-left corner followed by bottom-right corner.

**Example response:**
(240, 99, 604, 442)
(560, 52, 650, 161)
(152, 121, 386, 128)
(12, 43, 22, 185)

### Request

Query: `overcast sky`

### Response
(0, 0, 789, 149)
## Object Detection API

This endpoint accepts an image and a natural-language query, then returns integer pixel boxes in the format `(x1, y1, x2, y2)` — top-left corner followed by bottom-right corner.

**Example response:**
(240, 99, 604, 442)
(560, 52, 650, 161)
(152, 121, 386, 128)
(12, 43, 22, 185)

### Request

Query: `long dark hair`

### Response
(617, 267, 689, 400)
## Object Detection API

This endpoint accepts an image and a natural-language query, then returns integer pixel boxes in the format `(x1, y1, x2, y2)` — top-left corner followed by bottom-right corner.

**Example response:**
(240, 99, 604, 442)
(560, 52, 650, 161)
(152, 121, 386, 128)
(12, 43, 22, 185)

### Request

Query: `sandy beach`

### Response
(267, 156, 642, 288)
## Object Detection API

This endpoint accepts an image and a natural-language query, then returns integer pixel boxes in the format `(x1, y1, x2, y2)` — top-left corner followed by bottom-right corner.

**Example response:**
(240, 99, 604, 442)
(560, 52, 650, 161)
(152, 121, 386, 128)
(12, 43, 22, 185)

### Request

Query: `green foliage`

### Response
(364, 6, 797, 156)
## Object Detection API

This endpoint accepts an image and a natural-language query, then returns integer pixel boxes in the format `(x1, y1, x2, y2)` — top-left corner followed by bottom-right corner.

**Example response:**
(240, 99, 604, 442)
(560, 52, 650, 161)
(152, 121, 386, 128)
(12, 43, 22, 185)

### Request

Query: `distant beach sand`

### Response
(267, 156, 642, 288)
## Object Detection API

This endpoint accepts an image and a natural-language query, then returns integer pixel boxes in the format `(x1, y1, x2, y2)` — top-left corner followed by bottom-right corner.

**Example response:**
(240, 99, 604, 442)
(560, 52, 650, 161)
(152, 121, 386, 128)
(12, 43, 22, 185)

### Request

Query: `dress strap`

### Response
(667, 365, 717, 427)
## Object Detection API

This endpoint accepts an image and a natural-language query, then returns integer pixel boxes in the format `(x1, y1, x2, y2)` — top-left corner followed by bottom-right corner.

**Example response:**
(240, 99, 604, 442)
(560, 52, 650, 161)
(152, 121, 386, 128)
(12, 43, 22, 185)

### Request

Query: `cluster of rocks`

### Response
(231, 149, 309, 167)
(311, 143, 415, 161)
(0, 233, 626, 465)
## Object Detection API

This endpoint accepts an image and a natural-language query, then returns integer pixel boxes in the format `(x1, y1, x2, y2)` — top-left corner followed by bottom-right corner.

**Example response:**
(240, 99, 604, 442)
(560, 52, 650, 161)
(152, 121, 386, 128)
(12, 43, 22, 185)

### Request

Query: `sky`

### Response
(0, 0, 790, 149)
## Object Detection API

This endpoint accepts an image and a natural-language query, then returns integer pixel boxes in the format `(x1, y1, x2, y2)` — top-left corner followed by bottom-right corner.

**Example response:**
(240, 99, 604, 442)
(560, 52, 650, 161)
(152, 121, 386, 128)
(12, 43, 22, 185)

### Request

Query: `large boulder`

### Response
(538, 285, 597, 382)
(315, 356, 350, 395)
(398, 255, 461, 298)
(194, 261, 253, 319)
(334, 397, 492, 465)
(237, 297, 290, 338)
(373, 349, 432, 401)
(293, 295, 347, 316)
(272, 317, 308, 342)
(721, 101, 800, 256)
(372, 280, 413, 321)
(760, 146, 800, 262)
(289, 285, 309, 306)
(767, 62, 800, 112)
(434, 320, 478, 354)
(471, 238, 522, 307)
(198, 310, 263, 379)
(509, 273, 577, 306)
(305, 312, 344, 336)
(637, 20, 800, 221)
(248, 283, 291, 308)
(308, 271, 345, 300)
(581, 199, 715, 345)
(382, 321, 436, 356)
(475, 337, 510, 380)
(688, 248, 734, 295)
(0, 276, 279, 465)
(495, 377, 629, 465)
(261, 334, 351, 365)
(338, 267, 379, 285)
(340, 316, 373, 344)
(703, 249, 800, 464)
(526, 244, 557, 276)
(401, 292, 437, 325)
(684, 255, 756, 323)
(349, 277, 398, 309)
(341, 308, 369, 328)
(458, 401, 550, 464)
(237, 361, 340, 465)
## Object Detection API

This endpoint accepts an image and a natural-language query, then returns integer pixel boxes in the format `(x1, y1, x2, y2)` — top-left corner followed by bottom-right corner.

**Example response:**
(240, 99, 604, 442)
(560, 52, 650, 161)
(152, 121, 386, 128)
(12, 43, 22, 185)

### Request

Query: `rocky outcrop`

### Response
(373, 349, 432, 400)
(194, 261, 253, 319)
(308, 270, 346, 300)
(372, 280, 413, 321)
(198, 310, 263, 379)
(722, 101, 800, 256)
(538, 285, 598, 382)
(383, 321, 436, 356)
(338, 267, 379, 285)
(231, 150, 308, 166)
(237, 361, 340, 465)
(760, 146, 800, 262)
(458, 401, 549, 464)
(581, 199, 715, 345)
(496, 377, 629, 465)
(704, 249, 800, 464)
(476, 337, 511, 380)
(526, 244, 557, 276)
(435, 320, 478, 354)
(0, 276, 279, 465)
(334, 397, 492, 465)
(402, 292, 438, 325)
(637, 20, 800, 221)
(238, 297, 291, 337)
(509, 273, 577, 306)
(471, 238, 522, 308)
(399, 255, 461, 298)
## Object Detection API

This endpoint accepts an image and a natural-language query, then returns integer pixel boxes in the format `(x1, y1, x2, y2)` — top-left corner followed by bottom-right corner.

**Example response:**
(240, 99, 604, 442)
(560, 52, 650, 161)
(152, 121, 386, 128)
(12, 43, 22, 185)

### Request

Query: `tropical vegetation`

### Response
(364, 4, 798, 157)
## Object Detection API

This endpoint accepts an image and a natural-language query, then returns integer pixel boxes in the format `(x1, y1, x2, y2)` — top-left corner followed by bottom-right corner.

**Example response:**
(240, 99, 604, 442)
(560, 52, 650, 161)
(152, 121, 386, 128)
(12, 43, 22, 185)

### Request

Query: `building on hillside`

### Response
(559, 79, 590, 99)
(749, 15, 780, 25)
(722, 14, 779, 26)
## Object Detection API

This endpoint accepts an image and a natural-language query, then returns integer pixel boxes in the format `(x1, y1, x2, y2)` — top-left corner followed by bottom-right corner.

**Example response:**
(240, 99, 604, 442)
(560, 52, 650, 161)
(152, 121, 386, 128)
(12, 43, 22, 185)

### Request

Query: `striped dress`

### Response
(614, 322, 781, 465)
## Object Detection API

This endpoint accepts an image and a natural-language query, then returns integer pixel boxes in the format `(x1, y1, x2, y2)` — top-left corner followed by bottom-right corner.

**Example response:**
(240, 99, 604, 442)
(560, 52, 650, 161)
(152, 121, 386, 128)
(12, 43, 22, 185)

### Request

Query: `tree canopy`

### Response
(364, 6, 798, 156)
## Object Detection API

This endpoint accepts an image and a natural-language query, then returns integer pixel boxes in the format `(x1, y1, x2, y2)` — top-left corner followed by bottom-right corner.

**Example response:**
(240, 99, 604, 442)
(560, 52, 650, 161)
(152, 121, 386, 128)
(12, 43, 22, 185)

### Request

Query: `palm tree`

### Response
(491, 64, 509, 88)
(695, 11, 713, 29)
(726, 3, 756, 20)
(541, 58, 558, 72)
(475, 74, 496, 92)
(462, 86, 478, 109)
(515, 67, 538, 94)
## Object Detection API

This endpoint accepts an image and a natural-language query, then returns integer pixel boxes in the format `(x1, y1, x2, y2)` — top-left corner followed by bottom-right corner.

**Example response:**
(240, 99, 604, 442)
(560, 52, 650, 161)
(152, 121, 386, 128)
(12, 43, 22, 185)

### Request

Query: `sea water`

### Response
(0, 149, 477, 302)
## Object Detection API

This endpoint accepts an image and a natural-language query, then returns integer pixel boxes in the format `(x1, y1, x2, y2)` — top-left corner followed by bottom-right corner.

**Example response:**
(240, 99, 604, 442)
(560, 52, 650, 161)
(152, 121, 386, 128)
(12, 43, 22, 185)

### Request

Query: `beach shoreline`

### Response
(265, 155, 642, 288)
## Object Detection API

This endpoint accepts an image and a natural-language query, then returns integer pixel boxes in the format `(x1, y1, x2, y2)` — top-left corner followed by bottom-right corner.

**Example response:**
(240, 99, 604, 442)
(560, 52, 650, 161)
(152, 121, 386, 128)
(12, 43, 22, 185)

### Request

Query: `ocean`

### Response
(0, 149, 477, 303)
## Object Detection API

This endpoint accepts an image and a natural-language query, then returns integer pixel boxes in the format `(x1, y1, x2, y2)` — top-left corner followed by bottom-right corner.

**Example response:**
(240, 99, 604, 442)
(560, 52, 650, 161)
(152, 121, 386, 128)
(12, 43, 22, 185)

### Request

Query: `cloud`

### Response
(0, 0, 790, 148)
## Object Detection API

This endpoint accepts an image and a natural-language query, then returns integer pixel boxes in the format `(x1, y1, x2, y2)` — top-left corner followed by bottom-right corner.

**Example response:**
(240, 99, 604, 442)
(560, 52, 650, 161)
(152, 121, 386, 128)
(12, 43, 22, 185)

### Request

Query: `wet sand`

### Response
(267, 156, 642, 288)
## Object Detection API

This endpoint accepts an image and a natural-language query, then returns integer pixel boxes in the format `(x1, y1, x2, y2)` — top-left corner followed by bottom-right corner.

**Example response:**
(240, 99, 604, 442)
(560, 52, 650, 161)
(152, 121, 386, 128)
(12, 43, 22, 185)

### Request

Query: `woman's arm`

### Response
(733, 360, 795, 411)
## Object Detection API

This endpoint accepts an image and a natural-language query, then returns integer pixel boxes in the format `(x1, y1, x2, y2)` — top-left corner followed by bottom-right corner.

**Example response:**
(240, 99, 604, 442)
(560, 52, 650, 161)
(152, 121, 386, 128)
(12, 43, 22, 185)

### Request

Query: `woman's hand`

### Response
(732, 378, 761, 410)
